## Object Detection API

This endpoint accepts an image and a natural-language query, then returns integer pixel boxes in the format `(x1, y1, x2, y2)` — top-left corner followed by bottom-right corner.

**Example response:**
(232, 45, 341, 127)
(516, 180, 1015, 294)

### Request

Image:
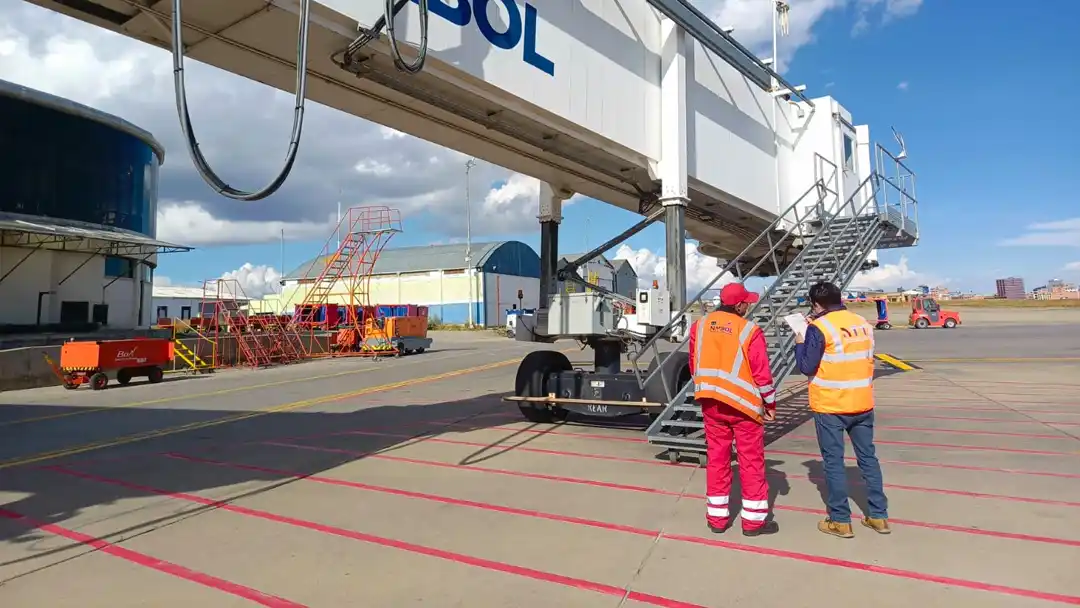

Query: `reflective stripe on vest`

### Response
(808, 310, 875, 414)
(693, 312, 764, 420)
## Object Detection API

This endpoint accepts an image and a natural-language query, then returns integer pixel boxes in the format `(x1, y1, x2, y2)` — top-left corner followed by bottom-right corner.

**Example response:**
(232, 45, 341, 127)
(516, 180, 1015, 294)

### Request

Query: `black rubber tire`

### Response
(116, 369, 132, 385)
(514, 350, 573, 423)
(63, 382, 79, 390)
(415, 348, 425, 354)
(914, 317, 929, 329)
(644, 351, 692, 406)
(147, 367, 165, 384)
(943, 318, 957, 329)
(878, 322, 891, 330)
(90, 372, 109, 391)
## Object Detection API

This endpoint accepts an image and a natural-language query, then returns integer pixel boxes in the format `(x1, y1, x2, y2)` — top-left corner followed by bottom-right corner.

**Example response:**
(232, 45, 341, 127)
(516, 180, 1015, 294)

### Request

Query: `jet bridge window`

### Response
(843, 134, 855, 171)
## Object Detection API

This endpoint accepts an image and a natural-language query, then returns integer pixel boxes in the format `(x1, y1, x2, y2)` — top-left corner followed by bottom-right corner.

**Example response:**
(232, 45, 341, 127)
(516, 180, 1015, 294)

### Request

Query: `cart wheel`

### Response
(415, 348, 425, 354)
(90, 373, 109, 391)
(943, 318, 957, 329)
(63, 381, 79, 390)
(147, 367, 164, 384)
(117, 369, 132, 385)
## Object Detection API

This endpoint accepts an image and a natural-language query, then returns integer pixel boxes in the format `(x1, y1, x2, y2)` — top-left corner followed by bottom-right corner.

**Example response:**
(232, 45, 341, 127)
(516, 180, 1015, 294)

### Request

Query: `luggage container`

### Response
(45, 338, 175, 390)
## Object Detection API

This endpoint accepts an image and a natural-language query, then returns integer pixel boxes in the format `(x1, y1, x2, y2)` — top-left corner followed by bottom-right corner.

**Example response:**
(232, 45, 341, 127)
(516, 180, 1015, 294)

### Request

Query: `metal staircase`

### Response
(631, 144, 919, 457)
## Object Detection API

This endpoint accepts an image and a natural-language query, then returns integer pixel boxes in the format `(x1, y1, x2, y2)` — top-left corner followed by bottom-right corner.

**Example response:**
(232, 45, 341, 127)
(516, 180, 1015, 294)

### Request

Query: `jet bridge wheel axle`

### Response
(513, 350, 573, 423)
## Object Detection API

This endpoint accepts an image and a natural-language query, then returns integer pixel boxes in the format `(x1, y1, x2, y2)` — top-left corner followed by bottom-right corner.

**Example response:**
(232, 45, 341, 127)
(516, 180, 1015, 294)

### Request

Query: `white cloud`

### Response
(999, 218, 1080, 247)
(853, 0, 923, 35)
(712, 0, 847, 70)
(0, 4, 566, 247)
(221, 263, 282, 298)
(1065, 261, 1080, 271)
(896, 81, 909, 91)
(612, 243, 734, 295)
(853, 255, 937, 291)
(157, 201, 338, 246)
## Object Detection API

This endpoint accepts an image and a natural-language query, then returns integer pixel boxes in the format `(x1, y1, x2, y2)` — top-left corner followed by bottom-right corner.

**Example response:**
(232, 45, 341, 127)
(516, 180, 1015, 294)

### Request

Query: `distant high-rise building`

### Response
(995, 277, 1026, 299)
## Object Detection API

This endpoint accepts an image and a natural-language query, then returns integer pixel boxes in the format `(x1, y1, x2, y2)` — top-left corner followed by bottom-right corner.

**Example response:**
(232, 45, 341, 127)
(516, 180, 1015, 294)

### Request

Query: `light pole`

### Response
(464, 158, 476, 327)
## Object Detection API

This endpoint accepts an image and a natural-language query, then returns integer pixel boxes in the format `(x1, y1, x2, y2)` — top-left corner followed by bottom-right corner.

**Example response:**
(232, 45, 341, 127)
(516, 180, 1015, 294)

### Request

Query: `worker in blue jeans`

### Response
(794, 282, 890, 538)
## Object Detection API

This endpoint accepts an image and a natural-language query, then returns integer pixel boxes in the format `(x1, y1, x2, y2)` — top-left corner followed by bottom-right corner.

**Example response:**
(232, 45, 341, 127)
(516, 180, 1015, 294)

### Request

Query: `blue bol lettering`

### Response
(412, 0, 555, 76)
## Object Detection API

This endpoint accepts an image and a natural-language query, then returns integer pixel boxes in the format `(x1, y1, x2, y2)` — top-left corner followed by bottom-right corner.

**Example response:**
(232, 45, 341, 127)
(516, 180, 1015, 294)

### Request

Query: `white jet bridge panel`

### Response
(24, 0, 811, 257)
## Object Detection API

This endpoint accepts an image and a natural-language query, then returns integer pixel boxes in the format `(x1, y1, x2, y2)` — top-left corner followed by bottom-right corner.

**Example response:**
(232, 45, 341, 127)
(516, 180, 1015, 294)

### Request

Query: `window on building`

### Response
(180, 306, 192, 319)
(842, 134, 855, 171)
(105, 255, 134, 278)
(156, 305, 168, 319)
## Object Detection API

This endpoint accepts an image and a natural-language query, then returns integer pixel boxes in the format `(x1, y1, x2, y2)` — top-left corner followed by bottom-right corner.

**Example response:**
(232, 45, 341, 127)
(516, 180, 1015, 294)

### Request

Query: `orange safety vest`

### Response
(692, 311, 766, 423)
(808, 309, 876, 415)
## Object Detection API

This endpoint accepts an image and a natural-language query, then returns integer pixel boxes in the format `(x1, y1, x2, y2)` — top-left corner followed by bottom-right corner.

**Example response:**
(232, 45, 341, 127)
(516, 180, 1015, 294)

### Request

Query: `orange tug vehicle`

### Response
(45, 338, 175, 390)
(908, 296, 961, 329)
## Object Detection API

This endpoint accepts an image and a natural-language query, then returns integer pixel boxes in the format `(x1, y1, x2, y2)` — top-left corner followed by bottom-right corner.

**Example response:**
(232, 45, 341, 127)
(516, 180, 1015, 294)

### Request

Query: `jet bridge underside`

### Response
(28, 0, 777, 258)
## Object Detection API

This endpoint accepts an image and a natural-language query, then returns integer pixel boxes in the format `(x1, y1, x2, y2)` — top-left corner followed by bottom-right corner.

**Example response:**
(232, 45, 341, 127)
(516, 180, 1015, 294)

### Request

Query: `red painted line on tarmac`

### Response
(0, 508, 305, 608)
(260, 441, 1080, 548)
(133, 452, 1080, 604)
(442, 423, 1080, 480)
(878, 404, 1080, 416)
(879, 425, 1070, 440)
(764, 449, 1080, 480)
(787, 434, 1079, 457)
(41, 466, 701, 608)
(657, 531, 1080, 605)
(878, 412, 1080, 426)
(308, 430, 1080, 507)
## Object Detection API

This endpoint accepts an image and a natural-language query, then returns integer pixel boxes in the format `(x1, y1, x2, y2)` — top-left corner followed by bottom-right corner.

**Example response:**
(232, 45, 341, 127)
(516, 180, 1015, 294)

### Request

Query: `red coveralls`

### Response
(689, 316, 777, 531)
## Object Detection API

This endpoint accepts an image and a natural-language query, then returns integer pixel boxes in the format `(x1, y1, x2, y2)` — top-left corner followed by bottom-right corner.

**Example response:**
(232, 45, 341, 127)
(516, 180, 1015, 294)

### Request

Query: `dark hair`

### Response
(808, 281, 843, 307)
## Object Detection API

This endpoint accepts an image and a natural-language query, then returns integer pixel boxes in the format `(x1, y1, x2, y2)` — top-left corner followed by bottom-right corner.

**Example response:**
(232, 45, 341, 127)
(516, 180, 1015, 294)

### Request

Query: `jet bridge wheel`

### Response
(643, 351, 692, 422)
(514, 350, 573, 423)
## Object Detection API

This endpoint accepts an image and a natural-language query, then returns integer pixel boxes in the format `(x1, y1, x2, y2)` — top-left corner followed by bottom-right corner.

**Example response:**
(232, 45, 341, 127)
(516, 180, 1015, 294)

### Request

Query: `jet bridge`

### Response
(25, 0, 833, 270)
(25, 0, 917, 426)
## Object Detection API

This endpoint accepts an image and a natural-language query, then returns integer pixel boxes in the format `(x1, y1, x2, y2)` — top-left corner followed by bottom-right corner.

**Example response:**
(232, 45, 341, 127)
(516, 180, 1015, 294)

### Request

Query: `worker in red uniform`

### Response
(689, 283, 779, 536)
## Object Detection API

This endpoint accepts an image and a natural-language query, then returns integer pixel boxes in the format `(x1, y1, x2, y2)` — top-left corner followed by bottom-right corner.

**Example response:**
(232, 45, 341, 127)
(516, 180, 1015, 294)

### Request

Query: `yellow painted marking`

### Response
(0, 354, 529, 470)
(903, 356, 1080, 363)
(875, 353, 917, 371)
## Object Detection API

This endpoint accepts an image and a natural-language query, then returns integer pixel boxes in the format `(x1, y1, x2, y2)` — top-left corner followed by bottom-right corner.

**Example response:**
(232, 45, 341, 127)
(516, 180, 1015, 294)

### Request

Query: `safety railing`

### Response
(630, 160, 915, 405)
(874, 143, 918, 242)
(628, 176, 834, 399)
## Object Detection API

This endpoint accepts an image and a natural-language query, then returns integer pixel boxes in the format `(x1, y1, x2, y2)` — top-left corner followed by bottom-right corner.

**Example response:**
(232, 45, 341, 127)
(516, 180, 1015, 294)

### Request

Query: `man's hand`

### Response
(794, 332, 805, 345)
(763, 408, 776, 422)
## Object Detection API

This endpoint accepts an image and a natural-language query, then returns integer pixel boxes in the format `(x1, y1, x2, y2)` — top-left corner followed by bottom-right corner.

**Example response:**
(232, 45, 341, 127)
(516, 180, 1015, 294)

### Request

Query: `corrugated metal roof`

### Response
(561, 253, 615, 269)
(612, 259, 637, 275)
(284, 241, 506, 280)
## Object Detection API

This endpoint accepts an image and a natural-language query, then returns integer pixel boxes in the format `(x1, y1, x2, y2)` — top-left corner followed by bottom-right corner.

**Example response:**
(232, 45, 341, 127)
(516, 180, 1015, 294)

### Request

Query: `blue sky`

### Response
(147, 0, 1080, 294)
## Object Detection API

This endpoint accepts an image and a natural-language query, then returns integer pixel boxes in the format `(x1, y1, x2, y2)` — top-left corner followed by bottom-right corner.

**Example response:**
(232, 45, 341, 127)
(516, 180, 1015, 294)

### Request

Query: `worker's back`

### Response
(693, 310, 764, 422)
(808, 309, 875, 415)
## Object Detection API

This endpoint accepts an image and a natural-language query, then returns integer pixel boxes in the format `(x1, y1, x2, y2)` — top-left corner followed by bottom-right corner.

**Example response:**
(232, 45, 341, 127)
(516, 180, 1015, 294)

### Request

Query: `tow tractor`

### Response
(909, 296, 961, 329)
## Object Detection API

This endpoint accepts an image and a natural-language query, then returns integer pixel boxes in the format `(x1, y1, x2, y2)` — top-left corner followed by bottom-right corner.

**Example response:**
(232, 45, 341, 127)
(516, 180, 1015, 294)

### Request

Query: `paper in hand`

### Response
(783, 313, 809, 339)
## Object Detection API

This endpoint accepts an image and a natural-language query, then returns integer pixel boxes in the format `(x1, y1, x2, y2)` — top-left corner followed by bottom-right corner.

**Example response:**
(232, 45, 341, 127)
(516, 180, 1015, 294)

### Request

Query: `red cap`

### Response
(720, 283, 760, 306)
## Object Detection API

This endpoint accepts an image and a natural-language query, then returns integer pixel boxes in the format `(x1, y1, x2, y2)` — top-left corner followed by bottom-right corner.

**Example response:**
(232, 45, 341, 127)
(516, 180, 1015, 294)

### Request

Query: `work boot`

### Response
(818, 519, 854, 538)
(708, 521, 731, 534)
(742, 520, 779, 537)
(861, 517, 892, 534)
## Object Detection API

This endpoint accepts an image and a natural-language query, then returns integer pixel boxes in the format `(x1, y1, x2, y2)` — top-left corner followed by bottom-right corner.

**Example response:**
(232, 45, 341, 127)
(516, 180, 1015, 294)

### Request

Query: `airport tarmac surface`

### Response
(1, 320, 1078, 607)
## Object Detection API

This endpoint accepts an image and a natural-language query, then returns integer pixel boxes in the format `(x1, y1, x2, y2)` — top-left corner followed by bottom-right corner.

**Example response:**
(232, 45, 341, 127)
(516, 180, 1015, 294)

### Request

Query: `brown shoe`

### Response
(818, 519, 854, 538)
(861, 517, 891, 534)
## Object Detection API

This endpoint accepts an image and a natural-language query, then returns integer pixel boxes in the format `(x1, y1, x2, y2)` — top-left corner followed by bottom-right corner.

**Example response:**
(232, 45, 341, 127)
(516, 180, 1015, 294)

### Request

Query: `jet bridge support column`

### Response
(538, 182, 571, 310)
(660, 17, 690, 312)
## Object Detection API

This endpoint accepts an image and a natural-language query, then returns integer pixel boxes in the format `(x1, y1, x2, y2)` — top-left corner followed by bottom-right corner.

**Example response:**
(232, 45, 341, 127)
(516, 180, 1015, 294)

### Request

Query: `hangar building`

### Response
(0, 79, 189, 331)
(277, 241, 540, 326)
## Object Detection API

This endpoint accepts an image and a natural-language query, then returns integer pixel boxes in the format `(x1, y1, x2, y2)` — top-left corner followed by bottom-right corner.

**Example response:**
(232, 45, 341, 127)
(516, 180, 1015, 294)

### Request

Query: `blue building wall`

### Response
(479, 241, 540, 278)
(427, 302, 486, 326)
(0, 90, 160, 239)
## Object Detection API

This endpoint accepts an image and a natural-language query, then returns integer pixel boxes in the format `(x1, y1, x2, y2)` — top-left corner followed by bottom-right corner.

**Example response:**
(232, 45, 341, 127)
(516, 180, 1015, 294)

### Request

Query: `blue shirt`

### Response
(794, 305, 847, 376)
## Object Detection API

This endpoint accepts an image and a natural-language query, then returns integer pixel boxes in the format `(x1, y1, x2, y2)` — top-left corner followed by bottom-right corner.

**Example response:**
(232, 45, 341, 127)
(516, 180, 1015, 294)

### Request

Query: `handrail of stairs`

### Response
(628, 177, 834, 400)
